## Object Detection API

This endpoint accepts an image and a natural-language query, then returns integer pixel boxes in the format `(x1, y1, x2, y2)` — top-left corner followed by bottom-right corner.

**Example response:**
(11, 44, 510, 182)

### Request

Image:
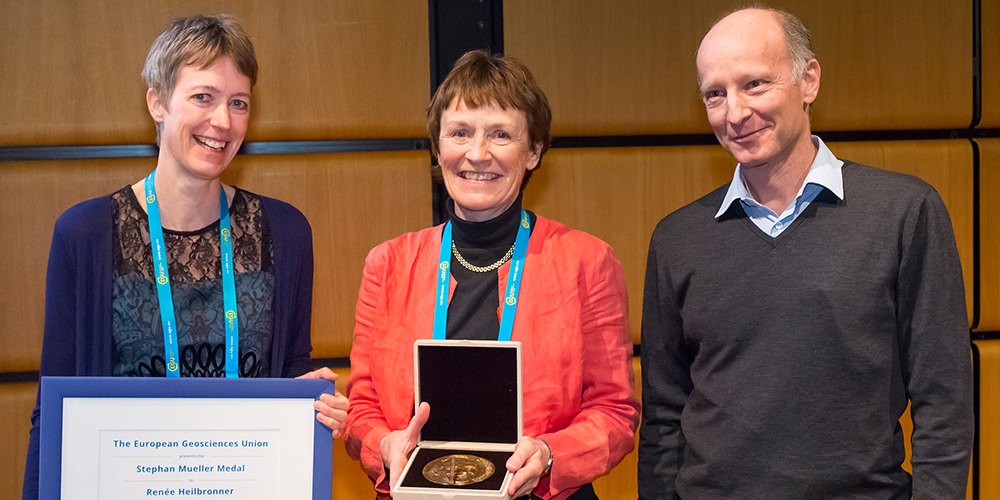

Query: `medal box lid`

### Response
(413, 339, 522, 445)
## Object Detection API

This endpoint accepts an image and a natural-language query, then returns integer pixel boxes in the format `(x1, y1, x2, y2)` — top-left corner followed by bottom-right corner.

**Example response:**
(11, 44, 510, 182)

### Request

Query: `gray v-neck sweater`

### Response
(639, 161, 972, 500)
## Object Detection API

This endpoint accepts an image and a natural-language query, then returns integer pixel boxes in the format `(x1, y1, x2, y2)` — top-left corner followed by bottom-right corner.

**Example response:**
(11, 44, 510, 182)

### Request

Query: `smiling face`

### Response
(438, 99, 541, 222)
(696, 9, 820, 172)
(147, 57, 251, 182)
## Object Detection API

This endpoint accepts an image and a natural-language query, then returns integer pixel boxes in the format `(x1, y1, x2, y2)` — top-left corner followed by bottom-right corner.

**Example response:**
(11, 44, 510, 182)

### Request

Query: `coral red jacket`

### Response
(346, 216, 640, 500)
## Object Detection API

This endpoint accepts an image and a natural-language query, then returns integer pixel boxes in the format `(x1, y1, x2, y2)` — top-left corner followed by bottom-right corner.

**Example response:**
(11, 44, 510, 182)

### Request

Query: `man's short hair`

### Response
(706, 5, 815, 82)
(771, 8, 815, 82)
(142, 14, 258, 104)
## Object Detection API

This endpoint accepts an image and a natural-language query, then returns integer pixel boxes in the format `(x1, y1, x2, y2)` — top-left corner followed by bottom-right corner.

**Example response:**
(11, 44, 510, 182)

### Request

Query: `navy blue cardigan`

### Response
(22, 191, 315, 499)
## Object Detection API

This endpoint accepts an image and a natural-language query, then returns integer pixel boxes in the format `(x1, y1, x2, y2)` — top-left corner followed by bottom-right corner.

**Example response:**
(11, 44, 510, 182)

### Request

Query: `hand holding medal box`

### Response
(392, 340, 523, 500)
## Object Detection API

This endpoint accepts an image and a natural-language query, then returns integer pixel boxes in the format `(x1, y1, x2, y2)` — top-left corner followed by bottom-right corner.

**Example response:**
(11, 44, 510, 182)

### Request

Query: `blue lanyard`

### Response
(433, 209, 531, 342)
(144, 171, 240, 378)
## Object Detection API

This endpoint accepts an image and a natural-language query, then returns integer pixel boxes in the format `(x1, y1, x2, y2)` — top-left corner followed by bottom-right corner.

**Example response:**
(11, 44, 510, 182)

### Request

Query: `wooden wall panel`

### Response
(975, 340, 1000, 500)
(522, 146, 737, 344)
(0, 0, 428, 146)
(593, 357, 641, 500)
(523, 140, 974, 343)
(221, 152, 432, 358)
(1, 383, 38, 500)
(503, 1, 713, 136)
(827, 140, 975, 322)
(0, 158, 156, 372)
(0, 151, 431, 371)
(808, 1, 971, 131)
(327, 366, 375, 500)
(981, 1, 1000, 127)
(980, 139, 1000, 330)
(504, 0, 971, 136)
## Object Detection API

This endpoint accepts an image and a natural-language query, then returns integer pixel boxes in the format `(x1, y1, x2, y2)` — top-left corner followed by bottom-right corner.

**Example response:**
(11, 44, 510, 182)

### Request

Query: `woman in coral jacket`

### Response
(345, 49, 639, 500)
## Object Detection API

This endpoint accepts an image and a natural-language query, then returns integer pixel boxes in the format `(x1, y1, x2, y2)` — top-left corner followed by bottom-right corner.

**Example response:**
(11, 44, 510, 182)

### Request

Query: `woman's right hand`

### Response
(380, 402, 431, 491)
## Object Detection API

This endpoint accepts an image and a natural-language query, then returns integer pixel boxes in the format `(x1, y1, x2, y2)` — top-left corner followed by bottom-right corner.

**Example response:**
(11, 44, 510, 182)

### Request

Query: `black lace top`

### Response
(110, 186, 275, 377)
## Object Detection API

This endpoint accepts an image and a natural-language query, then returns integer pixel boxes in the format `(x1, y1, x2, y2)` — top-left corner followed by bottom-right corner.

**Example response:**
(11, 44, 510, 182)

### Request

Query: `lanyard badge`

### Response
(433, 210, 530, 342)
(144, 170, 240, 378)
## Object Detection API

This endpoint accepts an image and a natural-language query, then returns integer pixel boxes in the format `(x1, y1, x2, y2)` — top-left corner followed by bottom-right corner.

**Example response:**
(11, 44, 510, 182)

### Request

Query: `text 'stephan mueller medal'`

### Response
(422, 454, 495, 486)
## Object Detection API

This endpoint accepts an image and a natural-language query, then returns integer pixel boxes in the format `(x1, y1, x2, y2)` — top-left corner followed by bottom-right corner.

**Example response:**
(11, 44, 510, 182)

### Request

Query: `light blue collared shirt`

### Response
(715, 136, 845, 237)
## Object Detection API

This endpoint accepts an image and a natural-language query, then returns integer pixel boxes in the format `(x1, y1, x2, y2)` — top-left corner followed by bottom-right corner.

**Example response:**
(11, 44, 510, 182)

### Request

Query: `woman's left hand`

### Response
(506, 436, 551, 498)
(297, 367, 349, 438)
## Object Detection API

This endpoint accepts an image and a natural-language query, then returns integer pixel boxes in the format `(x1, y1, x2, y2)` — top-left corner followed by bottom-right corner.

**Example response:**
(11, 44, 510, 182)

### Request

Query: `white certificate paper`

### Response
(40, 378, 333, 500)
(98, 428, 281, 498)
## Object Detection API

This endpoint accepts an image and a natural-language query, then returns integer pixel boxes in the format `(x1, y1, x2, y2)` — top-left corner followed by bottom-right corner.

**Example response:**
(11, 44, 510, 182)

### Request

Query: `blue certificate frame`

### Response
(39, 376, 334, 500)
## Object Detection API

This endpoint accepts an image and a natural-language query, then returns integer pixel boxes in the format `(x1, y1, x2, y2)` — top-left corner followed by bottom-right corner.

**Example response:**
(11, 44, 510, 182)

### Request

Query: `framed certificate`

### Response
(39, 376, 334, 500)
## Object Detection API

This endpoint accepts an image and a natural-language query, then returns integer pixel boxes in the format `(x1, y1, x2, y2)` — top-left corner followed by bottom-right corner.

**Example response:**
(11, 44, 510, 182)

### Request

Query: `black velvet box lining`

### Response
(416, 344, 519, 444)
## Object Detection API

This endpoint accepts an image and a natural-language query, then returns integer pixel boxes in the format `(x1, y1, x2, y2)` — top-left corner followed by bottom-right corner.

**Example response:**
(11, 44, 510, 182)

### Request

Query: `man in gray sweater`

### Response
(638, 7, 973, 500)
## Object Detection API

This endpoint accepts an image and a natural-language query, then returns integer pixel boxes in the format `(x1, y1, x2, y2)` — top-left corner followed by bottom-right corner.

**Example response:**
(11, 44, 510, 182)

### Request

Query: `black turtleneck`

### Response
(444, 196, 600, 500)
(445, 194, 537, 340)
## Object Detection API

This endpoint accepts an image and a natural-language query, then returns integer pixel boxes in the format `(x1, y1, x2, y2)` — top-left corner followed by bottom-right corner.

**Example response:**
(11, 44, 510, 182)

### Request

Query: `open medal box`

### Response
(392, 339, 523, 500)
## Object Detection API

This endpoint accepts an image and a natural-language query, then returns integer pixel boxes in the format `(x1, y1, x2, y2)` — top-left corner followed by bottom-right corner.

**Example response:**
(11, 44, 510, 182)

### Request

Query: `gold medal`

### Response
(422, 454, 495, 486)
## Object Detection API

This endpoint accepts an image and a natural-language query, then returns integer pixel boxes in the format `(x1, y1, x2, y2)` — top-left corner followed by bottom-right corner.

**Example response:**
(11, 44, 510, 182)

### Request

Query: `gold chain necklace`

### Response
(452, 241, 515, 273)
